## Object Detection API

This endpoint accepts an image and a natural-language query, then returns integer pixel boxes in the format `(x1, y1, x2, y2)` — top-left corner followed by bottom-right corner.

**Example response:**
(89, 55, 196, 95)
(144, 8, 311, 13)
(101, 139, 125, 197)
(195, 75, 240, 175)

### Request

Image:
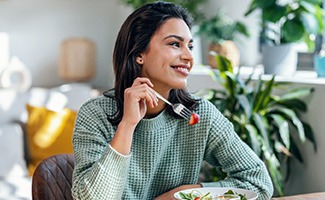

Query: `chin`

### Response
(173, 82, 187, 89)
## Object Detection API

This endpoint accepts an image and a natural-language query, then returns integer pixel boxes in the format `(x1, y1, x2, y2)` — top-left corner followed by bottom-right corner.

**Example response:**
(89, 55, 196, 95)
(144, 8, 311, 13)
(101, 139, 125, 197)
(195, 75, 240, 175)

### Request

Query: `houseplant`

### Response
(198, 55, 316, 196)
(244, 0, 324, 75)
(196, 9, 250, 69)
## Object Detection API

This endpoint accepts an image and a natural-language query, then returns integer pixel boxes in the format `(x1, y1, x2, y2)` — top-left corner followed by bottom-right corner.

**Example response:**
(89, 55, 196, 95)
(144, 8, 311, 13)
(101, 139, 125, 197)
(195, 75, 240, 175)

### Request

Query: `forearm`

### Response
(72, 144, 130, 199)
(110, 120, 136, 155)
(201, 161, 272, 200)
(204, 121, 273, 199)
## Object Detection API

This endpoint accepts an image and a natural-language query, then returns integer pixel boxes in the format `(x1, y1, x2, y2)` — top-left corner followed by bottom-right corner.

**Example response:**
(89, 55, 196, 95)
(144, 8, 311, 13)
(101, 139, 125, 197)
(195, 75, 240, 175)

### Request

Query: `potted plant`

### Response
(198, 55, 316, 196)
(119, 0, 208, 22)
(244, 0, 324, 75)
(196, 10, 250, 69)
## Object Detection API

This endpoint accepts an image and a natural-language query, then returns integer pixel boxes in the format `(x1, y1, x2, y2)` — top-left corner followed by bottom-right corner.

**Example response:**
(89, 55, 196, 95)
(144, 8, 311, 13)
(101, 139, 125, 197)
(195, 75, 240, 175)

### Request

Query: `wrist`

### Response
(109, 120, 137, 155)
(118, 120, 137, 133)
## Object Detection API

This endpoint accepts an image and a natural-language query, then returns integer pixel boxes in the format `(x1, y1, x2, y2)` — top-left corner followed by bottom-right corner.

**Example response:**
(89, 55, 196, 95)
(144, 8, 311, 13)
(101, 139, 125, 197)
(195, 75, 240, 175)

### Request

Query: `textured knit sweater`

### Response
(71, 94, 273, 200)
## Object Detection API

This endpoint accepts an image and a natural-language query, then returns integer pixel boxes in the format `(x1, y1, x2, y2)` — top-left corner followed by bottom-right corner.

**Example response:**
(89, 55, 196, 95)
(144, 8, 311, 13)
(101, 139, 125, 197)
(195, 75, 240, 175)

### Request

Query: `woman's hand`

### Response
(154, 184, 202, 200)
(110, 77, 158, 155)
(122, 77, 158, 126)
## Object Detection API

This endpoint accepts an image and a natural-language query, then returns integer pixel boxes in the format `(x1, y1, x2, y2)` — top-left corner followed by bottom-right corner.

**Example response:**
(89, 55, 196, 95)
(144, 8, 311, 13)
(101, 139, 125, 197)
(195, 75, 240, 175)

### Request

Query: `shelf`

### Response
(190, 65, 325, 85)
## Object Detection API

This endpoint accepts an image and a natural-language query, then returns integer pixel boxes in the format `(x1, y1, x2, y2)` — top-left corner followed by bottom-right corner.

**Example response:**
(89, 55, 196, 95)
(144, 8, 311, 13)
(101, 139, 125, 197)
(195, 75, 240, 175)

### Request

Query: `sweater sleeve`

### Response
(71, 100, 130, 200)
(201, 112, 274, 200)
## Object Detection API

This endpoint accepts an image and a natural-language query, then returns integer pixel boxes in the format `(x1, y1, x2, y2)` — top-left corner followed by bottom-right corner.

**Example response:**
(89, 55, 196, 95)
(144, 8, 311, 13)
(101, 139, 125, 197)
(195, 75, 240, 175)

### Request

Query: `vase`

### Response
(207, 40, 240, 69)
(262, 43, 298, 76)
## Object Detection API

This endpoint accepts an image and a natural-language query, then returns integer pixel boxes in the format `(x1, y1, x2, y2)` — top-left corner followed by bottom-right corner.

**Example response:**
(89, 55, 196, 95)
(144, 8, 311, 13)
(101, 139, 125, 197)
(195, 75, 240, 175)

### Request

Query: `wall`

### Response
(0, 0, 262, 89)
(0, 0, 132, 89)
(199, 0, 261, 67)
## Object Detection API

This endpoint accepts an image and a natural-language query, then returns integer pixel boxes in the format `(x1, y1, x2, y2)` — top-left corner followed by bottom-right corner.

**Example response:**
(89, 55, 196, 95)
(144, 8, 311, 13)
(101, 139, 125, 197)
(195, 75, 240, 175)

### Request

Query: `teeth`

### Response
(174, 67, 189, 72)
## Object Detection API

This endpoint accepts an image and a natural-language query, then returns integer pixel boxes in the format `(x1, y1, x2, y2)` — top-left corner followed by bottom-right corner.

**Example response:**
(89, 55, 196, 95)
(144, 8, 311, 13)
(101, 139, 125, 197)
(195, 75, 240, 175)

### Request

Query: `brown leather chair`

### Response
(32, 154, 75, 200)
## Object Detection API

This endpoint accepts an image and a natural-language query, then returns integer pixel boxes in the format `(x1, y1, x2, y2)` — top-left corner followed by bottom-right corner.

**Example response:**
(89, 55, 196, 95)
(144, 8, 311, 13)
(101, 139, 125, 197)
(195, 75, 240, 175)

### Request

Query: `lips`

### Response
(172, 65, 190, 75)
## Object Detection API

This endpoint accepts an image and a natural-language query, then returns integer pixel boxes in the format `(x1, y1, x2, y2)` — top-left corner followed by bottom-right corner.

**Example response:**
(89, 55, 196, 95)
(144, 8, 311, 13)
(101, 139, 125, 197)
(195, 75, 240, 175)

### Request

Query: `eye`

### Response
(188, 45, 194, 51)
(169, 42, 180, 48)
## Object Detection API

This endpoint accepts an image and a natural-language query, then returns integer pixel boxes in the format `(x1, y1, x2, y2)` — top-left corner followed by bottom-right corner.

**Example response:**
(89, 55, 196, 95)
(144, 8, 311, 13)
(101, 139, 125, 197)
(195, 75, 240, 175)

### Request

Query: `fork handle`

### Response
(154, 91, 172, 106)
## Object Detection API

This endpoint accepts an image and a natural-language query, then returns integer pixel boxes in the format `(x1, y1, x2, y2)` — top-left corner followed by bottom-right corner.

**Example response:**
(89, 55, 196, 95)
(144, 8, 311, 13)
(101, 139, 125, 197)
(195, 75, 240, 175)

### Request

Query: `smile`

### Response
(172, 66, 190, 75)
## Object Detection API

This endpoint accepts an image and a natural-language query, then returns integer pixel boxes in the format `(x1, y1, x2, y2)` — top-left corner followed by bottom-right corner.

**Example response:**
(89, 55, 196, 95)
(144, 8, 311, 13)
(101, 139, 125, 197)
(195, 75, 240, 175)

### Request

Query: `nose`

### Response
(181, 46, 194, 62)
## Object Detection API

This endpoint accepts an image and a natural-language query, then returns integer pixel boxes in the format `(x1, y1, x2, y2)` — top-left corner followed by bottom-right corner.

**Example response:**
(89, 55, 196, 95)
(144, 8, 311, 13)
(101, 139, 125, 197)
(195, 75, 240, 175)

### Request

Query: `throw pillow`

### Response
(25, 104, 77, 176)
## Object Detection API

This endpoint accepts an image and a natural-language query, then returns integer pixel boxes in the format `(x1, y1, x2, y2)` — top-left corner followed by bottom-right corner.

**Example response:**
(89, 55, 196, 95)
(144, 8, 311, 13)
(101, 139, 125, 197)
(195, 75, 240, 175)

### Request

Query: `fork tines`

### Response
(176, 104, 192, 120)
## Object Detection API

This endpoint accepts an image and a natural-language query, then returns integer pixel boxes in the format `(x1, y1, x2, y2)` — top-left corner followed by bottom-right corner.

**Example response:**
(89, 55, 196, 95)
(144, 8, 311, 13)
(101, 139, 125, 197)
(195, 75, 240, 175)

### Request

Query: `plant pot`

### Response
(207, 40, 240, 69)
(314, 55, 325, 77)
(262, 43, 297, 76)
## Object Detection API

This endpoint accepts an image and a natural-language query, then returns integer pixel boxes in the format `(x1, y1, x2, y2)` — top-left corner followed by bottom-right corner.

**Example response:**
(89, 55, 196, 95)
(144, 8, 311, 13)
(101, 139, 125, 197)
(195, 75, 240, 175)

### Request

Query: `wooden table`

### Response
(272, 192, 325, 200)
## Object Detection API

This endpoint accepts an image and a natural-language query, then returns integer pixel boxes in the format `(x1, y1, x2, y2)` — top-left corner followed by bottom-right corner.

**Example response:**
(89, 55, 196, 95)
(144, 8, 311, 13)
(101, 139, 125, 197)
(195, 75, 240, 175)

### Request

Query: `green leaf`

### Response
(244, 0, 258, 16)
(238, 94, 252, 119)
(215, 55, 233, 73)
(252, 76, 263, 110)
(303, 122, 317, 151)
(245, 0, 276, 16)
(252, 113, 273, 153)
(301, 0, 323, 5)
(278, 88, 313, 101)
(235, 22, 250, 37)
(300, 11, 321, 34)
(290, 139, 304, 163)
(245, 124, 262, 156)
(278, 108, 306, 143)
(265, 153, 285, 196)
(282, 17, 305, 42)
(224, 72, 238, 97)
(270, 114, 290, 149)
(253, 75, 275, 112)
(276, 99, 307, 112)
(263, 5, 287, 23)
(274, 140, 292, 157)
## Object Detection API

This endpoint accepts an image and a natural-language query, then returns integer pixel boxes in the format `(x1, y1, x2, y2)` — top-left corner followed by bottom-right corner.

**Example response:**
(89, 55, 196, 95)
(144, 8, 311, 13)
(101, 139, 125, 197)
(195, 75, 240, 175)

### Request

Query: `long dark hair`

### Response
(105, 1, 198, 125)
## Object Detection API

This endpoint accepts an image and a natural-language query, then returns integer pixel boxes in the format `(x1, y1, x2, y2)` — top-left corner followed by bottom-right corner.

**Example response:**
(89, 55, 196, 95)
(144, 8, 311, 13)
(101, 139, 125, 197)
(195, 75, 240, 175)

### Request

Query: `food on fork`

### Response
(189, 113, 200, 125)
(154, 89, 200, 125)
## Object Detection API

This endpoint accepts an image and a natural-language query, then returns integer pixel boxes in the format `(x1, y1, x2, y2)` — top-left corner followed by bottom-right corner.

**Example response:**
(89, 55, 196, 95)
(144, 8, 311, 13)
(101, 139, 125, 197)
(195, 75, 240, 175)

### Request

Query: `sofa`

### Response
(0, 83, 99, 200)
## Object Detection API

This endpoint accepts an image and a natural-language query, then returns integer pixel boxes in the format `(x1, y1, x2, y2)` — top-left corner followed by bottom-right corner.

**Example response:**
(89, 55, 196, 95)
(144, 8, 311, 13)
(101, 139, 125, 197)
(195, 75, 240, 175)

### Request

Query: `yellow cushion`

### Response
(26, 104, 77, 175)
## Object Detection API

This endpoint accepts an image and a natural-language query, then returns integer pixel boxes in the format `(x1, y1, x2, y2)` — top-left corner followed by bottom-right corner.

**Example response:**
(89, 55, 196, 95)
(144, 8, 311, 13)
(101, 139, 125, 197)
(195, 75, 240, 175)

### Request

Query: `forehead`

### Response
(153, 18, 192, 40)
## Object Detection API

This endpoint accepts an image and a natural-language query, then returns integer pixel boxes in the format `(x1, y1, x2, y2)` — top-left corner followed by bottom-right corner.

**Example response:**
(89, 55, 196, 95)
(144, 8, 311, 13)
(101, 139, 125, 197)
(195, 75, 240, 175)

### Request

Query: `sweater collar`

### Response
(136, 109, 174, 130)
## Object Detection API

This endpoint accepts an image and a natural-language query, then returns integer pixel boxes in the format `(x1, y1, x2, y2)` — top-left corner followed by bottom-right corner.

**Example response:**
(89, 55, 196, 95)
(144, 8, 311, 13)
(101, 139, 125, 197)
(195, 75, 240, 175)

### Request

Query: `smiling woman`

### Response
(71, 2, 273, 200)
(138, 18, 193, 90)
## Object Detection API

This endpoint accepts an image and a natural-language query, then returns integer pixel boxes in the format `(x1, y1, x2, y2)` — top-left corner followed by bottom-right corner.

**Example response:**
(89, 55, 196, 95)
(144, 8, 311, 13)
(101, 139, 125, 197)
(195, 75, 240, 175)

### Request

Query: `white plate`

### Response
(174, 187, 258, 200)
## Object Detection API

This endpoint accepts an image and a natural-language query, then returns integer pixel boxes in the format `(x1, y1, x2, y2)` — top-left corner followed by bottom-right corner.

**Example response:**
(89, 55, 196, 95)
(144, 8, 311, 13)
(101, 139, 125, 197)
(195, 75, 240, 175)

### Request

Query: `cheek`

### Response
(142, 47, 179, 67)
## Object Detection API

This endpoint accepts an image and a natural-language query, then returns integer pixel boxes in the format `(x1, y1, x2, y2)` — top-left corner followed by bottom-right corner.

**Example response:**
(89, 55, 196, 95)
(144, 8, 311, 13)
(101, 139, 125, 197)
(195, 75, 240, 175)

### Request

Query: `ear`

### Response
(136, 55, 144, 65)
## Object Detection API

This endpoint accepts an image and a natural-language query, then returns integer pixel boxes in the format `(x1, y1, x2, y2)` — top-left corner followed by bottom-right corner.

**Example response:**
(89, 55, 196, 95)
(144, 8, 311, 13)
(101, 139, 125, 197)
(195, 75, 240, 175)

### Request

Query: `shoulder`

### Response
(78, 94, 117, 117)
(191, 94, 221, 116)
(190, 94, 230, 128)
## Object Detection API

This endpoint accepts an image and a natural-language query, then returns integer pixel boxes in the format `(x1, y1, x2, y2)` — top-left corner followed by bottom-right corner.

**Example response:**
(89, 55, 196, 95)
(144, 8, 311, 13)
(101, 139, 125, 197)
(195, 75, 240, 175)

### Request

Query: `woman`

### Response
(71, 2, 273, 199)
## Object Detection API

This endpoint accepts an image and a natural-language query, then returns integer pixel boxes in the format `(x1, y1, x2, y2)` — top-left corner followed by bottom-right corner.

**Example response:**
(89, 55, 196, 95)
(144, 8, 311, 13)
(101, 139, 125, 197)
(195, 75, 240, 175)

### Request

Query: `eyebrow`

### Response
(164, 35, 193, 43)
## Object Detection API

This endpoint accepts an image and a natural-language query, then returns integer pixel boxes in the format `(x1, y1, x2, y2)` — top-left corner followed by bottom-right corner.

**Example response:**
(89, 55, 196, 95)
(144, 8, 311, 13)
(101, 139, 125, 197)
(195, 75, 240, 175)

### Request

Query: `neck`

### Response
(145, 101, 167, 118)
(145, 89, 170, 118)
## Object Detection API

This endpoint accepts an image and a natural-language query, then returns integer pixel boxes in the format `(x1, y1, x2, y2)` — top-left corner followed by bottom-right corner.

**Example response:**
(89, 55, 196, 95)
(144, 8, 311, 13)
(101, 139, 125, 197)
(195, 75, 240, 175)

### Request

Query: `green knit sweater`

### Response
(71, 94, 273, 200)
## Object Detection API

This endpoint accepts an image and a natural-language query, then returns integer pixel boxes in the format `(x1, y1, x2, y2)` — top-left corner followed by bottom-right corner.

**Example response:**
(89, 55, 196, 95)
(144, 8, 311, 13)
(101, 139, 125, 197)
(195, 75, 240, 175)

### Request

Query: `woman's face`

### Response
(138, 18, 194, 91)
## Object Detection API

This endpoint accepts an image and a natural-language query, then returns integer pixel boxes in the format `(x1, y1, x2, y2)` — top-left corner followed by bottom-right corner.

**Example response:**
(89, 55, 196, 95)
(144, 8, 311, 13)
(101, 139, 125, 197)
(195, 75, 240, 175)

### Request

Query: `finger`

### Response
(126, 84, 158, 108)
(132, 77, 154, 87)
(148, 87, 159, 107)
(135, 85, 158, 108)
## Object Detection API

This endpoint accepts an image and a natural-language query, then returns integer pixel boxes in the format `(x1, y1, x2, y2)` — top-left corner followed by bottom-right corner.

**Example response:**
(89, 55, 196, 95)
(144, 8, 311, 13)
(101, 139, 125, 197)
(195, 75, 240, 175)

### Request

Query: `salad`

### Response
(178, 190, 247, 200)
(179, 190, 212, 200)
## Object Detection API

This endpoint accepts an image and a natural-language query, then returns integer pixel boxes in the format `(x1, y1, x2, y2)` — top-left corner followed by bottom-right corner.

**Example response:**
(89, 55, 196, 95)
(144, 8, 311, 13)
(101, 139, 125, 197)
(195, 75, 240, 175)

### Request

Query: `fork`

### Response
(154, 90, 192, 120)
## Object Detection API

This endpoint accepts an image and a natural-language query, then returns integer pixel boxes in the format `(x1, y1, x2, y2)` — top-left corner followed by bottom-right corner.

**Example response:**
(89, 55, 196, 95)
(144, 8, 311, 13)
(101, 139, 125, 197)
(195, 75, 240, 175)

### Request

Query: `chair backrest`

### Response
(32, 153, 75, 200)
